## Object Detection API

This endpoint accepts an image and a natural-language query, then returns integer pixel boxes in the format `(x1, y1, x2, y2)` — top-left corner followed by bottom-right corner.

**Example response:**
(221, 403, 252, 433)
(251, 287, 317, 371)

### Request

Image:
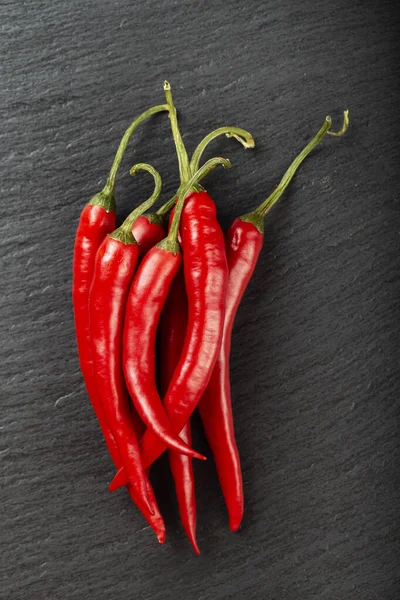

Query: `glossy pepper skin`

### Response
(109, 158, 232, 492)
(73, 201, 165, 540)
(119, 201, 199, 551)
(160, 268, 200, 555)
(122, 244, 205, 462)
(199, 219, 263, 531)
(111, 113, 350, 516)
(132, 214, 165, 258)
(89, 236, 157, 514)
(139, 190, 228, 467)
(72, 200, 119, 461)
(195, 112, 350, 530)
(72, 105, 169, 467)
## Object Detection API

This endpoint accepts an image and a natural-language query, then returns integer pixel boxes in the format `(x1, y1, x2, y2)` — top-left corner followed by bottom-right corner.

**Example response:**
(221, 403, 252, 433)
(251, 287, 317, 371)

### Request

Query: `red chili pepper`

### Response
(159, 267, 200, 555)
(197, 218, 260, 532)
(199, 111, 349, 532)
(72, 104, 168, 472)
(89, 163, 169, 517)
(139, 188, 229, 466)
(122, 157, 230, 463)
(73, 200, 117, 454)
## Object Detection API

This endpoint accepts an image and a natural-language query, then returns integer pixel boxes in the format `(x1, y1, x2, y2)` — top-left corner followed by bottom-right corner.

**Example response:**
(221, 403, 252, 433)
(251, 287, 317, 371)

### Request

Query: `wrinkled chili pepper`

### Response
(89, 163, 167, 516)
(199, 111, 349, 532)
(122, 156, 230, 463)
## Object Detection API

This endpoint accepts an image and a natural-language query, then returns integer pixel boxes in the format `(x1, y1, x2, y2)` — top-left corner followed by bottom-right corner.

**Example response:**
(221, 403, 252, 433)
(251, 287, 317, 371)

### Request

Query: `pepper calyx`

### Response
(89, 189, 116, 212)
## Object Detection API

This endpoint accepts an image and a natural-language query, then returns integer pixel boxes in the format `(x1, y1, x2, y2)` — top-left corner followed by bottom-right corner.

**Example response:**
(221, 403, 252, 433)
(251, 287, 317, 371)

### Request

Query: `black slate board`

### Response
(1, 1, 400, 599)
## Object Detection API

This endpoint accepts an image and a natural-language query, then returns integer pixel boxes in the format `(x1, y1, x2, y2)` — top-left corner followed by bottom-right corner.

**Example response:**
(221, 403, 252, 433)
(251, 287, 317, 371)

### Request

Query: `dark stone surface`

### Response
(1, 1, 399, 598)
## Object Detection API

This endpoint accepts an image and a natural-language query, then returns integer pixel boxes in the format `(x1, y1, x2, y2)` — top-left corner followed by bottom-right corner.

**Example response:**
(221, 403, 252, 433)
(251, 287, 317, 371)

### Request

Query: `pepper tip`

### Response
(157, 531, 166, 544)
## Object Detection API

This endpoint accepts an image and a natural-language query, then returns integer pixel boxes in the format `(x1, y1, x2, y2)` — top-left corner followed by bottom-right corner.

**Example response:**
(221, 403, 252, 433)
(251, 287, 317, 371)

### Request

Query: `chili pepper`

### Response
(72, 104, 168, 466)
(160, 267, 200, 555)
(89, 163, 169, 516)
(122, 200, 207, 463)
(122, 156, 230, 464)
(138, 188, 229, 464)
(111, 110, 349, 501)
(198, 111, 349, 532)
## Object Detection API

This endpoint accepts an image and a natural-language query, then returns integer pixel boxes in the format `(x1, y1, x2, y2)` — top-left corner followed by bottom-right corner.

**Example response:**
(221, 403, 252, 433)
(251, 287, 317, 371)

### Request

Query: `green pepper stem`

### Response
(167, 157, 231, 247)
(156, 193, 179, 217)
(109, 164, 162, 244)
(163, 81, 192, 186)
(327, 109, 349, 137)
(103, 104, 169, 195)
(190, 127, 255, 174)
(247, 110, 349, 224)
(156, 146, 235, 219)
(122, 163, 162, 231)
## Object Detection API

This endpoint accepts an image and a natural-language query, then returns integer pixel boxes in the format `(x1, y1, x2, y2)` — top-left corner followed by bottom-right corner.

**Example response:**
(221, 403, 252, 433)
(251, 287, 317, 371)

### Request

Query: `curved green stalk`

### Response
(104, 105, 168, 193)
(240, 111, 349, 233)
(190, 127, 255, 174)
(164, 81, 191, 186)
(89, 104, 168, 212)
(109, 163, 162, 244)
(327, 110, 349, 137)
(156, 194, 179, 217)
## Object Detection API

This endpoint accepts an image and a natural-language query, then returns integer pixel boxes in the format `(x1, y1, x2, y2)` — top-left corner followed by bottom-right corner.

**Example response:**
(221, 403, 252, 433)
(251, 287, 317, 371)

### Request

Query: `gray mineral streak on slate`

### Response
(1, 0, 399, 599)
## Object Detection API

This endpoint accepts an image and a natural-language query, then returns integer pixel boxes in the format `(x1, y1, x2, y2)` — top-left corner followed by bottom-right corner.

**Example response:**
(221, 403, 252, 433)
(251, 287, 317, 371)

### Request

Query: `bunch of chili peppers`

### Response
(72, 81, 349, 553)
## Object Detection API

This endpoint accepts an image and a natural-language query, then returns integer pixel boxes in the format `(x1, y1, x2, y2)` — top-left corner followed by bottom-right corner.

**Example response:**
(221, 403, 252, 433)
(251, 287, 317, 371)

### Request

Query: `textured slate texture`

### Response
(1, 1, 399, 598)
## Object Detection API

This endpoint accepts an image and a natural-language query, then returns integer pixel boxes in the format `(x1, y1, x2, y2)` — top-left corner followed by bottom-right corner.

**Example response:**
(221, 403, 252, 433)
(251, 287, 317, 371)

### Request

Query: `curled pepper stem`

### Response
(327, 109, 349, 137)
(190, 127, 255, 174)
(156, 126, 254, 218)
(241, 111, 349, 231)
(124, 164, 162, 229)
(102, 104, 169, 197)
(164, 81, 192, 186)
(156, 193, 179, 217)
(109, 163, 162, 244)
